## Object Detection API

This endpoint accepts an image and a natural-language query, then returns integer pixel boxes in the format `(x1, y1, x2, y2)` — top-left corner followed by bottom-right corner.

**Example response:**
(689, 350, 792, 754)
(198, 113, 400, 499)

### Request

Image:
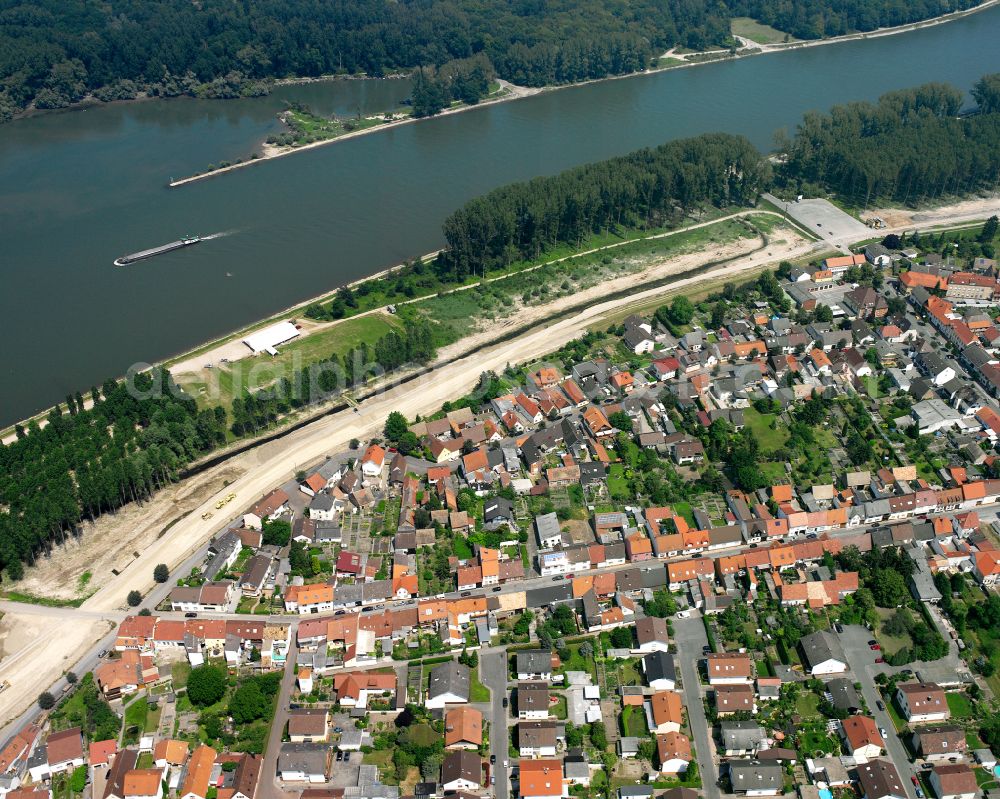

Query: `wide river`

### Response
(2, 8, 1000, 426)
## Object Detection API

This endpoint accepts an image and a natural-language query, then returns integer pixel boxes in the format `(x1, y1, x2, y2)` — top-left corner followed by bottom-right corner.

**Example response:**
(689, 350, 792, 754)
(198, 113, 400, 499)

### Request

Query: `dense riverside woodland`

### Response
(5, 72, 1000, 580)
(0, 0, 984, 120)
(437, 133, 771, 280)
(0, 371, 228, 581)
(778, 76, 1000, 206)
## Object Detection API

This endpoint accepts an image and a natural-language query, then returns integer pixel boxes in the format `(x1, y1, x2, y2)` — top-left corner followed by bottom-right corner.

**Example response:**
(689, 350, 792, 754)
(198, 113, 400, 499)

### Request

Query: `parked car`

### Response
(676, 611, 690, 619)
(502, 697, 508, 708)
(492, 587, 502, 592)
(551, 577, 562, 582)
(875, 657, 885, 664)
(98, 649, 108, 658)
(870, 644, 881, 650)
(876, 700, 885, 711)
(184, 612, 198, 618)
(912, 777, 919, 786)
(835, 623, 844, 633)
(868, 639, 878, 646)
(917, 789, 925, 798)
(461, 591, 472, 597)
(490, 755, 496, 764)
(882, 728, 889, 739)
(334, 726, 343, 733)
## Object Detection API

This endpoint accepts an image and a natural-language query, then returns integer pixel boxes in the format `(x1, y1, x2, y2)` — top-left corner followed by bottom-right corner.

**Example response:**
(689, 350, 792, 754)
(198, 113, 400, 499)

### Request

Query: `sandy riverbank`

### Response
(868, 195, 1000, 230)
(167, 81, 541, 187)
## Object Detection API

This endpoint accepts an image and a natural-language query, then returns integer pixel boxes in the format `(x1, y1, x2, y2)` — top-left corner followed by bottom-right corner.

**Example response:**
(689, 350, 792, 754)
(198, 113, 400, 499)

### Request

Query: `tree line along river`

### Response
(1, 5, 1000, 428)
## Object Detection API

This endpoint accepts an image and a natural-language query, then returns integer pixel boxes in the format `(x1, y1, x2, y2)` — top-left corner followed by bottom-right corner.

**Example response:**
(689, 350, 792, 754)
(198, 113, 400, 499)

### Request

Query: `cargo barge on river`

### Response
(114, 236, 201, 266)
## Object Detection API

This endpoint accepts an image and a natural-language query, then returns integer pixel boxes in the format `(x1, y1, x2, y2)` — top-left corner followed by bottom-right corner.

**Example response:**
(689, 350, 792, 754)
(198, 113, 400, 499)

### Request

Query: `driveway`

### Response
(673, 614, 721, 799)
(839, 624, 919, 799)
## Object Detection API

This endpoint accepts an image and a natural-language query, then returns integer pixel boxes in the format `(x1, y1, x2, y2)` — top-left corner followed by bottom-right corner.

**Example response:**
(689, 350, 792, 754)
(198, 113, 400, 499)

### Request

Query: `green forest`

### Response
(437, 132, 771, 281)
(777, 75, 1000, 207)
(0, 0, 985, 121)
(730, 0, 980, 39)
(0, 370, 228, 581)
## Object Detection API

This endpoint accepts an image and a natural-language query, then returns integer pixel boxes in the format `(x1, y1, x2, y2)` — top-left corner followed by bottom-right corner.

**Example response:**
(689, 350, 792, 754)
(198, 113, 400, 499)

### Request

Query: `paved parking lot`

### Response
(764, 193, 872, 250)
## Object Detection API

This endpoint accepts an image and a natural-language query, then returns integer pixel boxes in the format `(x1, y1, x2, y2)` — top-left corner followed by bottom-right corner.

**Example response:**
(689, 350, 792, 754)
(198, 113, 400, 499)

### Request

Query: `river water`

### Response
(1, 7, 1000, 426)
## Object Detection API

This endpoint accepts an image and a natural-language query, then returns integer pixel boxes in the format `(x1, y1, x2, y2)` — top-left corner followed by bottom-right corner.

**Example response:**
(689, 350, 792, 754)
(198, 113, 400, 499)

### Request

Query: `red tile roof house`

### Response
(715, 685, 756, 716)
(361, 444, 386, 480)
(38, 728, 84, 779)
(705, 652, 753, 685)
(896, 683, 950, 723)
(911, 726, 967, 761)
(335, 550, 364, 577)
(929, 764, 979, 799)
(840, 716, 884, 763)
(656, 732, 692, 776)
(246, 489, 289, 527)
(89, 737, 117, 763)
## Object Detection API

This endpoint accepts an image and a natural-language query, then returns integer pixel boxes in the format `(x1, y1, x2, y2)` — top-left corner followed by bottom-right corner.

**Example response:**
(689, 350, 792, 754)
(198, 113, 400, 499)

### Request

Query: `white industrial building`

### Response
(243, 321, 300, 355)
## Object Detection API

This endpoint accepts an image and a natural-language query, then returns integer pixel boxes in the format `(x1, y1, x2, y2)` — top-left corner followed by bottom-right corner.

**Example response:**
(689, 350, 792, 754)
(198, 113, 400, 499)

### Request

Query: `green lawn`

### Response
(470, 667, 491, 703)
(975, 767, 997, 789)
(608, 464, 629, 497)
(122, 697, 149, 745)
(175, 312, 400, 409)
(799, 729, 840, 756)
(883, 691, 907, 732)
(673, 501, 696, 529)
(400, 722, 440, 747)
(759, 462, 787, 483)
(453, 536, 473, 560)
(172, 661, 192, 690)
(558, 642, 599, 681)
(875, 608, 915, 656)
(618, 660, 644, 686)
(551, 694, 568, 720)
(795, 692, 823, 719)
(946, 692, 974, 719)
(620, 704, 649, 737)
(731, 17, 796, 44)
(743, 407, 789, 450)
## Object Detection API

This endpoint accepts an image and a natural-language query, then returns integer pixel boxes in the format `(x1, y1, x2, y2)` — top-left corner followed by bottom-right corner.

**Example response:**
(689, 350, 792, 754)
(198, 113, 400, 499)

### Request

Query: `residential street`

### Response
(839, 624, 918, 799)
(481, 649, 511, 799)
(673, 613, 721, 799)
(259, 637, 299, 799)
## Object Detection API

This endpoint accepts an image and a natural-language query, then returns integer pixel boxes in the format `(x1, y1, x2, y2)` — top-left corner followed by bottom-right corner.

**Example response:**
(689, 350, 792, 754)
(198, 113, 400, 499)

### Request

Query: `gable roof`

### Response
(843, 716, 884, 752)
(445, 707, 483, 747)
